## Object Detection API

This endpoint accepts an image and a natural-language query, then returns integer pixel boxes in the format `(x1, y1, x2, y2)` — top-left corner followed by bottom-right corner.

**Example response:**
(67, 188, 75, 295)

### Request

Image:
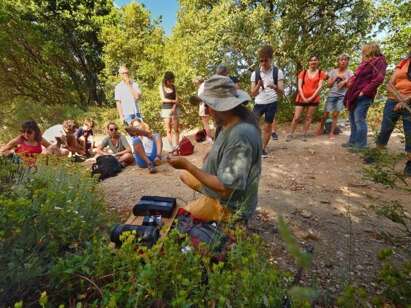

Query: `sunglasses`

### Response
(109, 127, 118, 132)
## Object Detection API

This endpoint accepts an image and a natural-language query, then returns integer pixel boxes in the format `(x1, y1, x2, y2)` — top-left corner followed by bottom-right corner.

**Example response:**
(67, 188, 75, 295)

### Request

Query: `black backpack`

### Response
(91, 155, 122, 181)
(255, 65, 279, 88)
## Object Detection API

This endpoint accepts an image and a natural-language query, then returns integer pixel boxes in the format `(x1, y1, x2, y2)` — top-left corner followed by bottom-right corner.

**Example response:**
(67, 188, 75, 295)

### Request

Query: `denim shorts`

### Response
(325, 96, 344, 113)
(253, 102, 277, 124)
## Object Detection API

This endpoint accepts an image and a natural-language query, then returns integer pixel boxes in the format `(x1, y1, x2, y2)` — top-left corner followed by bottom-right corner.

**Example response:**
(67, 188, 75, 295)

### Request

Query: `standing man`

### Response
(115, 66, 142, 125)
(251, 45, 284, 157)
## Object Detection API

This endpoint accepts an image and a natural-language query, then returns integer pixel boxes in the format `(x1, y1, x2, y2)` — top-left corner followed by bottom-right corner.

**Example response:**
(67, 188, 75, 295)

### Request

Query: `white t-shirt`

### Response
(250, 67, 284, 105)
(43, 124, 65, 143)
(114, 81, 141, 116)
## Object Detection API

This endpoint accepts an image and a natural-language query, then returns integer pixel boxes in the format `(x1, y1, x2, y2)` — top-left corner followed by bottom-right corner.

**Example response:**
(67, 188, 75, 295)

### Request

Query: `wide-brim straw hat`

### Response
(198, 75, 250, 112)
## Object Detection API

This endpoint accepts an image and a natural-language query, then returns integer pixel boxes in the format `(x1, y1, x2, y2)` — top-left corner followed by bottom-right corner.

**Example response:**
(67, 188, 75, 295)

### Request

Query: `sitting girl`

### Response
(125, 119, 163, 173)
(0, 120, 51, 166)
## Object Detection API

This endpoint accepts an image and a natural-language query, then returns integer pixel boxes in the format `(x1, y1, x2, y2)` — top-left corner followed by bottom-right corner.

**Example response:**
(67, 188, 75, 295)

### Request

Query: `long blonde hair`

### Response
(362, 42, 382, 61)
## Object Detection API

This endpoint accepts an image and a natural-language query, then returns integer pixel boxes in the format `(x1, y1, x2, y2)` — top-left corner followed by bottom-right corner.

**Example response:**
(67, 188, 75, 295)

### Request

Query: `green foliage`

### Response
(0, 157, 110, 306)
(336, 284, 369, 308)
(373, 201, 411, 235)
(51, 228, 288, 307)
(362, 148, 408, 188)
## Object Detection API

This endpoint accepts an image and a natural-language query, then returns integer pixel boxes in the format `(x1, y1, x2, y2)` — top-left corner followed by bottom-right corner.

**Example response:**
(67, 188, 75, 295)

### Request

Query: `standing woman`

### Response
(194, 76, 213, 143)
(375, 39, 411, 176)
(343, 42, 387, 150)
(287, 55, 327, 141)
(160, 71, 180, 149)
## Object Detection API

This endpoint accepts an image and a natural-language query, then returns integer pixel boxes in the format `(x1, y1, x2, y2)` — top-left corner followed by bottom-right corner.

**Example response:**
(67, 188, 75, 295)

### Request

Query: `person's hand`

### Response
(167, 156, 190, 170)
(359, 92, 364, 97)
(394, 102, 405, 112)
(267, 83, 277, 90)
(257, 80, 263, 89)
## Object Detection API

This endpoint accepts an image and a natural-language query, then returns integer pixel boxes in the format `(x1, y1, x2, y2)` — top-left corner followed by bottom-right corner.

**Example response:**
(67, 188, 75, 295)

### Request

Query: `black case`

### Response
(110, 224, 160, 248)
(133, 196, 176, 218)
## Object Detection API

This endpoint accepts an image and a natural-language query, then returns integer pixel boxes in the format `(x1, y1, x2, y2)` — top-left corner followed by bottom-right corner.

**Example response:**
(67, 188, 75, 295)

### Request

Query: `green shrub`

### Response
(0, 157, 110, 306)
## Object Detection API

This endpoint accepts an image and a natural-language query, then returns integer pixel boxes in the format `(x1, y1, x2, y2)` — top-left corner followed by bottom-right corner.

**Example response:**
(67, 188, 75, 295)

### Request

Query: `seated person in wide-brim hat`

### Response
(167, 75, 262, 223)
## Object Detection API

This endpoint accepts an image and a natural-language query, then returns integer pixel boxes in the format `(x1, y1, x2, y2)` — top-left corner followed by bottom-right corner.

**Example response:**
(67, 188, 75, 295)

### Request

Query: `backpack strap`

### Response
(272, 65, 278, 86)
(254, 67, 262, 89)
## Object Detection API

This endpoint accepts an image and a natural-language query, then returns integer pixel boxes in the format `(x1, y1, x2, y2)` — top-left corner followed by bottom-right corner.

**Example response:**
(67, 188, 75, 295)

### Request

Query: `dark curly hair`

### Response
(21, 120, 42, 142)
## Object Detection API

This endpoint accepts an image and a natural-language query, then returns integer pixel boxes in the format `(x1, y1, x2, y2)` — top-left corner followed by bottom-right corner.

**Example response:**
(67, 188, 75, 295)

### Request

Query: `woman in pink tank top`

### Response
(0, 120, 51, 165)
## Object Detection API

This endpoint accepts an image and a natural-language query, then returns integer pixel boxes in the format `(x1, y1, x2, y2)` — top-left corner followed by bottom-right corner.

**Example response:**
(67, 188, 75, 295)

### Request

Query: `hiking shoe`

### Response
(404, 161, 411, 177)
(148, 162, 157, 174)
(363, 155, 376, 164)
(271, 132, 279, 140)
(341, 142, 354, 148)
(262, 149, 268, 158)
(286, 134, 294, 142)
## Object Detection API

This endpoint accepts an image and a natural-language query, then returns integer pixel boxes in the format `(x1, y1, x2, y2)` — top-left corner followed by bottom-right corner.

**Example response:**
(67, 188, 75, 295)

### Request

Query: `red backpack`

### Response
(172, 137, 194, 156)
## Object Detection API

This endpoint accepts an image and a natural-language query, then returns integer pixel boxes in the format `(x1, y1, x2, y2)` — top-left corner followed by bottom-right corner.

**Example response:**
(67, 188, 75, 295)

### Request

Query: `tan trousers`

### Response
(181, 171, 231, 222)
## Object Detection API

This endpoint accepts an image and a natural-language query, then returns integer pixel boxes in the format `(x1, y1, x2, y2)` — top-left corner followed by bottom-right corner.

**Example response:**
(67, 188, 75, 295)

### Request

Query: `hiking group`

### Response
(1, 39, 410, 224)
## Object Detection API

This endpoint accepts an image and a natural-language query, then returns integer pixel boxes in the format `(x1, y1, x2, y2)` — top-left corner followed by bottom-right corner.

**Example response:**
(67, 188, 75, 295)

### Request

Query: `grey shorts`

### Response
(325, 96, 344, 113)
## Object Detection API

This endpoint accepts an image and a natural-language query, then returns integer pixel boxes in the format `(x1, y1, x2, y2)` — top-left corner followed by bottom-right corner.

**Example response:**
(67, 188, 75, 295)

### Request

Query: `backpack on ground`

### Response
(195, 129, 207, 143)
(176, 209, 234, 261)
(91, 155, 122, 181)
(171, 137, 194, 156)
(255, 65, 279, 88)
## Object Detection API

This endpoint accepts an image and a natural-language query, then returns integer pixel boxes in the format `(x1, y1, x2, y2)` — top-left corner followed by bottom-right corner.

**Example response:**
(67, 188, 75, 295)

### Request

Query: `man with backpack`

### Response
(251, 45, 284, 157)
(95, 122, 134, 167)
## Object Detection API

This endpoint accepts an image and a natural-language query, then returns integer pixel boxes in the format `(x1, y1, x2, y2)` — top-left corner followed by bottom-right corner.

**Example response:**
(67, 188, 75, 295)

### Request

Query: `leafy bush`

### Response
(51, 229, 288, 307)
(0, 157, 110, 306)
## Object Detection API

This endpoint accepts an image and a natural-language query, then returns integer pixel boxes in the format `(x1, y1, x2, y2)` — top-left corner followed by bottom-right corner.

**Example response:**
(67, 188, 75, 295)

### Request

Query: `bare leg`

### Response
(172, 116, 180, 146)
(290, 106, 304, 135)
(316, 112, 329, 136)
(118, 152, 134, 166)
(154, 134, 163, 157)
(272, 119, 277, 133)
(329, 112, 340, 138)
(262, 122, 271, 150)
(303, 106, 317, 135)
(164, 118, 173, 148)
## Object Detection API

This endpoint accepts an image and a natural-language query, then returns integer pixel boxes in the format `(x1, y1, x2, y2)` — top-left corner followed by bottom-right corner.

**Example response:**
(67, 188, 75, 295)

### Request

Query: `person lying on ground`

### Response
(374, 38, 411, 176)
(0, 120, 52, 166)
(76, 118, 95, 157)
(167, 75, 262, 224)
(95, 122, 134, 167)
(317, 54, 353, 139)
(125, 118, 163, 174)
(43, 120, 85, 156)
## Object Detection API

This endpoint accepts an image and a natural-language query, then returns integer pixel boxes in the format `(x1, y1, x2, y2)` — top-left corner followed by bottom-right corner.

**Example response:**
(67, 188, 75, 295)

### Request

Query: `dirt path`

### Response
(99, 125, 410, 300)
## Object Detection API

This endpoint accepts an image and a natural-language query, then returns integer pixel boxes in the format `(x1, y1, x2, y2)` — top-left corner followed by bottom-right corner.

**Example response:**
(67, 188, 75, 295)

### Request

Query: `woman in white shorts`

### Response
(160, 71, 180, 149)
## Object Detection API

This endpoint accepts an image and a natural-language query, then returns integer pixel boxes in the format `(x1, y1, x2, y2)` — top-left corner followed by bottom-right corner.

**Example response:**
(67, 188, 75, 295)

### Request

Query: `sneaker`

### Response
(363, 155, 376, 164)
(148, 162, 157, 174)
(404, 161, 411, 177)
(286, 134, 294, 142)
(341, 142, 353, 148)
(271, 132, 278, 140)
(262, 149, 268, 158)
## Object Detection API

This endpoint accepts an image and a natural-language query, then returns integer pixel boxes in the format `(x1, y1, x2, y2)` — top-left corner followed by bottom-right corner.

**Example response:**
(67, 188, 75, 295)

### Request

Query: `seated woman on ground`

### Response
(95, 122, 134, 167)
(43, 120, 85, 156)
(76, 118, 95, 157)
(125, 118, 162, 174)
(0, 120, 52, 166)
